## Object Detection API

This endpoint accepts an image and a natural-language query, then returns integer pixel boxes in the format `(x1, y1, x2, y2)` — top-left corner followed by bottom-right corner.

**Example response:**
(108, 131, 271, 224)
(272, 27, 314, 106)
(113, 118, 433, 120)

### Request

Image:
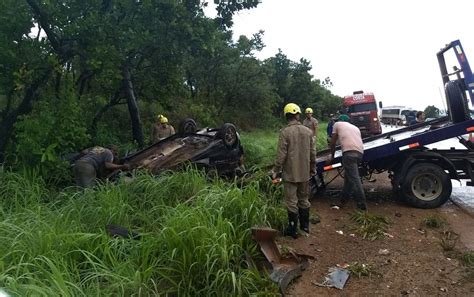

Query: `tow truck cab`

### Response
(343, 91, 382, 137)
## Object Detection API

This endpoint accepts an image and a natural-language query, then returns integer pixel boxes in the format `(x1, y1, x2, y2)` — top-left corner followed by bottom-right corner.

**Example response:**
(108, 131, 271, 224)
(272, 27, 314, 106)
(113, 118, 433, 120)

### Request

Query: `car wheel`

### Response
(217, 123, 238, 148)
(179, 118, 197, 134)
(400, 163, 451, 208)
(445, 81, 470, 123)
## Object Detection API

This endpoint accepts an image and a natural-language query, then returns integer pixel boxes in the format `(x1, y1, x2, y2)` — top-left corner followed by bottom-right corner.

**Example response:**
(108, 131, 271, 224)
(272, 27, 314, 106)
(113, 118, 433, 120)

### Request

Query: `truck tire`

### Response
(178, 118, 197, 134)
(445, 81, 470, 123)
(400, 163, 451, 208)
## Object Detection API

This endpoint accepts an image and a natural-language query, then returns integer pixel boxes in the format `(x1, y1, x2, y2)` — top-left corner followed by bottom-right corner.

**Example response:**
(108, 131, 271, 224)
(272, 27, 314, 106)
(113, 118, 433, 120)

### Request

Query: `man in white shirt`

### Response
(328, 114, 367, 210)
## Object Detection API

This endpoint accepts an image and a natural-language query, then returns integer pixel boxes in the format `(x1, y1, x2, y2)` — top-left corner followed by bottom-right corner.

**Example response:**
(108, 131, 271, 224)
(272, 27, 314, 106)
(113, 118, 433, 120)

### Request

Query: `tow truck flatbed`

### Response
(312, 40, 474, 209)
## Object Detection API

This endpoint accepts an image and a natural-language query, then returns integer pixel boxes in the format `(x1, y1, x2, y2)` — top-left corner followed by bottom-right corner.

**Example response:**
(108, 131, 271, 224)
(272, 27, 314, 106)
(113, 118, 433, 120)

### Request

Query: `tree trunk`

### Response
(89, 90, 121, 141)
(123, 66, 144, 148)
(0, 67, 53, 162)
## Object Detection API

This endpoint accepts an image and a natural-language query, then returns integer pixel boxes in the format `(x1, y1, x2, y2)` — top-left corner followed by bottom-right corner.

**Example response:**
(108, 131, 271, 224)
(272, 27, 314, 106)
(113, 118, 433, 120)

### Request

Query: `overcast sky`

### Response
(205, 0, 474, 112)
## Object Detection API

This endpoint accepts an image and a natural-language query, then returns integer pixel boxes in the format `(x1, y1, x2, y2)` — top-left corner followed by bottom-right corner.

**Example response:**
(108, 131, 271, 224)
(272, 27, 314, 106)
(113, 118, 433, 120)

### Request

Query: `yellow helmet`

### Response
(157, 114, 163, 120)
(283, 103, 301, 115)
(160, 116, 168, 124)
(305, 107, 313, 114)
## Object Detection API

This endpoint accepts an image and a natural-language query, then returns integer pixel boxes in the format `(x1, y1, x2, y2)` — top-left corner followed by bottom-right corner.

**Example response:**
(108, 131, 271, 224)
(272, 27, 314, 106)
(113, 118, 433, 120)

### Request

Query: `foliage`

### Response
(423, 214, 446, 228)
(0, 1, 342, 180)
(0, 168, 284, 295)
(241, 123, 329, 169)
(424, 105, 441, 118)
(351, 211, 390, 240)
(462, 251, 474, 267)
(440, 229, 459, 252)
(348, 262, 378, 278)
(13, 91, 90, 183)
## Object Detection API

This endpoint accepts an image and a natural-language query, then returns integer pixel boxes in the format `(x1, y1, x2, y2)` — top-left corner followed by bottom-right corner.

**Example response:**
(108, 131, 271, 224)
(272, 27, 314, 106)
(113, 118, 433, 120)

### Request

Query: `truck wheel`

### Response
(178, 118, 197, 134)
(445, 81, 470, 123)
(401, 163, 451, 208)
(216, 123, 238, 148)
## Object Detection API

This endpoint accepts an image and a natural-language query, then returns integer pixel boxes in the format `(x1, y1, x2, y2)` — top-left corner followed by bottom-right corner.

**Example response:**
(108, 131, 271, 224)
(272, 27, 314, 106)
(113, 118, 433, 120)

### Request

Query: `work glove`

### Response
(271, 170, 278, 180)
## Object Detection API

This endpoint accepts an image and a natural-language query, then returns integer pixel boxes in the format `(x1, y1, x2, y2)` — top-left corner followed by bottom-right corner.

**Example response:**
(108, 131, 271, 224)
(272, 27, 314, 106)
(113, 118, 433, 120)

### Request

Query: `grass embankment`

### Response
(0, 122, 327, 295)
(240, 122, 328, 169)
(0, 169, 285, 295)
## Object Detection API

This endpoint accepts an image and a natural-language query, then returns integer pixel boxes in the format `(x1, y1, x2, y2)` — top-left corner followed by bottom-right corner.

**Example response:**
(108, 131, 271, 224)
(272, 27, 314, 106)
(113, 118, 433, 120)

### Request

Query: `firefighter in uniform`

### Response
(303, 107, 319, 143)
(152, 115, 175, 143)
(272, 103, 316, 239)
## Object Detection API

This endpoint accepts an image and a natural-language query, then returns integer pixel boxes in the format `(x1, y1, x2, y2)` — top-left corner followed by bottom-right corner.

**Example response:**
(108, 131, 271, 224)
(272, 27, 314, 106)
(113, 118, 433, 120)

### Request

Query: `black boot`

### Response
(299, 208, 310, 233)
(284, 211, 298, 239)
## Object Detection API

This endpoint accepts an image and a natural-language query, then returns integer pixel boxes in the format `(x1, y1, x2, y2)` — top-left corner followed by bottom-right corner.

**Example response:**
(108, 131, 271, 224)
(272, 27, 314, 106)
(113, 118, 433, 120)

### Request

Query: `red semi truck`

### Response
(343, 91, 382, 137)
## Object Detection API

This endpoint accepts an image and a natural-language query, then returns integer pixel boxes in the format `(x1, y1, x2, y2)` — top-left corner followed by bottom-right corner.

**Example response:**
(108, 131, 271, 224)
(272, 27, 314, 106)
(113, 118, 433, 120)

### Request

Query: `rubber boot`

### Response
(284, 211, 298, 239)
(298, 208, 310, 233)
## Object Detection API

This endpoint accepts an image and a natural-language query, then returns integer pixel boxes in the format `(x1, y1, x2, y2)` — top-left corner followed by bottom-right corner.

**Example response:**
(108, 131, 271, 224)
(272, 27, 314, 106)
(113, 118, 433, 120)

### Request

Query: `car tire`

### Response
(400, 163, 451, 209)
(445, 81, 470, 123)
(216, 123, 238, 148)
(178, 118, 197, 134)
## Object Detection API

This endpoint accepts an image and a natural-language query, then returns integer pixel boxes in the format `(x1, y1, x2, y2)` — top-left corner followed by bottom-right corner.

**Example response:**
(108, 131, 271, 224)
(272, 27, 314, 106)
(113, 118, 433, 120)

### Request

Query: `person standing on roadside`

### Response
(410, 111, 425, 126)
(273, 103, 316, 239)
(74, 145, 130, 188)
(327, 114, 367, 210)
(303, 107, 319, 144)
(326, 113, 336, 145)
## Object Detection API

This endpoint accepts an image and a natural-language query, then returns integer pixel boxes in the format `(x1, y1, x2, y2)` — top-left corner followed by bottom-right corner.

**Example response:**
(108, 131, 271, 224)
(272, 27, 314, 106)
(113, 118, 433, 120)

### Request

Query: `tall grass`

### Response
(0, 168, 283, 295)
(241, 122, 328, 169)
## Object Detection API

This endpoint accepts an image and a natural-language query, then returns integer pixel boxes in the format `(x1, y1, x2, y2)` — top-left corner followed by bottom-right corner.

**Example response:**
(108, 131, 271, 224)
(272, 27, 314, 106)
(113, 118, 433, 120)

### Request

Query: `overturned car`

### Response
(120, 119, 244, 177)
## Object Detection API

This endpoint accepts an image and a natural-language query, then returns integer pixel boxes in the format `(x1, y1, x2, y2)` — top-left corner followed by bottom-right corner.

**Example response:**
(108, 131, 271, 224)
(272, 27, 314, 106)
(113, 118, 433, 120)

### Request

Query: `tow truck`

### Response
(313, 40, 474, 208)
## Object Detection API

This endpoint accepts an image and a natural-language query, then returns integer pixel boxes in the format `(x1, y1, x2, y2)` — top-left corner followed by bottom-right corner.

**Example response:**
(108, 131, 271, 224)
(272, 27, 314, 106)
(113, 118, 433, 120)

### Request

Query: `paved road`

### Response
(451, 180, 474, 216)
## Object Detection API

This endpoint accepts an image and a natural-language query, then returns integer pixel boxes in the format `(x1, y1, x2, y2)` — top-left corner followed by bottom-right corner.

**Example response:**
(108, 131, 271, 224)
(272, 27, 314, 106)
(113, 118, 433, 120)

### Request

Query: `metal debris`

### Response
(251, 227, 314, 294)
(313, 267, 350, 290)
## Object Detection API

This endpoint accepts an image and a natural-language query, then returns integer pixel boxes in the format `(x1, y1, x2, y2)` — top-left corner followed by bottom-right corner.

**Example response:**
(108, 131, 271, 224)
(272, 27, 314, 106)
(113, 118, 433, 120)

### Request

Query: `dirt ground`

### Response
(281, 172, 474, 296)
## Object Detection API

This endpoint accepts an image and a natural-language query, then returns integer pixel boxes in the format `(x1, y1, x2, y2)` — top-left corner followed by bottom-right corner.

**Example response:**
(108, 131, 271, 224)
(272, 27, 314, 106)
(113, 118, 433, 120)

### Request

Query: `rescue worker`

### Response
(74, 145, 130, 188)
(152, 115, 175, 143)
(327, 114, 367, 210)
(303, 107, 319, 143)
(272, 103, 316, 239)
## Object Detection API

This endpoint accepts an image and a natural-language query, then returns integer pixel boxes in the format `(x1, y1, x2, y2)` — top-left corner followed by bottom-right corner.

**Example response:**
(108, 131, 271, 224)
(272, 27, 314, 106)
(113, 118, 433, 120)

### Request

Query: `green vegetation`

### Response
(0, 168, 286, 295)
(440, 230, 459, 252)
(350, 211, 390, 241)
(462, 251, 474, 267)
(423, 214, 446, 228)
(241, 123, 328, 169)
(0, 1, 343, 294)
(241, 131, 279, 169)
(348, 262, 377, 278)
(0, 0, 342, 178)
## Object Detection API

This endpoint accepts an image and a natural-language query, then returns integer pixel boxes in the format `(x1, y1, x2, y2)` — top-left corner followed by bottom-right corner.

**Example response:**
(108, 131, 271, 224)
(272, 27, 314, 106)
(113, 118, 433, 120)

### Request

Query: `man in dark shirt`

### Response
(410, 111, 425, 126)
(74, 145, 130, 188)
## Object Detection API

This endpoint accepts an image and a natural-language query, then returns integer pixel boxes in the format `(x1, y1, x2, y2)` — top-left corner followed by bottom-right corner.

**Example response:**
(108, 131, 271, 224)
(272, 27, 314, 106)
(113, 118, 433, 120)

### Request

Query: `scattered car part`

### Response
(251, 227, 313, 294)
(313, 267, 350, 290)
(106, 224, 141, 240)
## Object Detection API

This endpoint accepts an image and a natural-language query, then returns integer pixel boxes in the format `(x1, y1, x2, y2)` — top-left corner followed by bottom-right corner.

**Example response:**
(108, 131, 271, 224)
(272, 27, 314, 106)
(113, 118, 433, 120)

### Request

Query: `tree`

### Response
(0, 0, 343, 173)
(424, 105, 440, 118)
